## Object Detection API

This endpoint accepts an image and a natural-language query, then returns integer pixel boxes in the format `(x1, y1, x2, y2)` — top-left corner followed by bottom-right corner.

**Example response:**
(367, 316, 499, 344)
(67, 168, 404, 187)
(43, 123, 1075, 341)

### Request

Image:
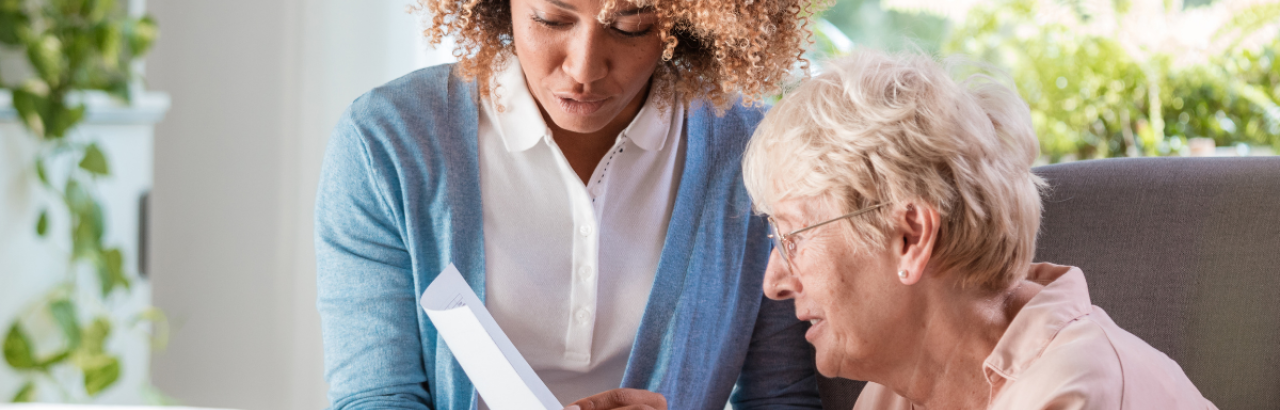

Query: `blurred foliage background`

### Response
(811, 0, 1280, 162)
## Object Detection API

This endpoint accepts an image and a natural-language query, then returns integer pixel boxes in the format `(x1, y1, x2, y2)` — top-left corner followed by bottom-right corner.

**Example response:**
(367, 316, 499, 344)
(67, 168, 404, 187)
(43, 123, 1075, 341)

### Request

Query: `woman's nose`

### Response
(763, 248, 798, 300)
(561, 26, 609, 85)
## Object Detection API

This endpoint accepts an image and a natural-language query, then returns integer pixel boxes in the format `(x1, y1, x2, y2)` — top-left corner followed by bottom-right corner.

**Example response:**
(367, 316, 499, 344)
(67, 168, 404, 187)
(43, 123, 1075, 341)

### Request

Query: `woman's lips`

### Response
(555, 94, 609, 116)
(805, 318, 824, 343)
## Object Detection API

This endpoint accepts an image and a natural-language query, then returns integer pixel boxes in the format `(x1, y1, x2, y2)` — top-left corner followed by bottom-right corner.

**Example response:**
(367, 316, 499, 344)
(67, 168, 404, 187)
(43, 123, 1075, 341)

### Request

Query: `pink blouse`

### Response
(852, 264, 1217, 409)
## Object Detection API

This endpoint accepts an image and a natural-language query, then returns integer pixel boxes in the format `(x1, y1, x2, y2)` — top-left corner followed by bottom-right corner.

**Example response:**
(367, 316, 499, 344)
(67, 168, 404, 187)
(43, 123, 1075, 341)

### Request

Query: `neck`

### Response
(884, 273, 1042, 410)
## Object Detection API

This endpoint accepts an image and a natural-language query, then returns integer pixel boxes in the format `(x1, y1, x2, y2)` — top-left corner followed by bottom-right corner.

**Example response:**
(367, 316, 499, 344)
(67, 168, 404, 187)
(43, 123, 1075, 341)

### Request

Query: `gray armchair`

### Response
(817, 157, 1280, 410)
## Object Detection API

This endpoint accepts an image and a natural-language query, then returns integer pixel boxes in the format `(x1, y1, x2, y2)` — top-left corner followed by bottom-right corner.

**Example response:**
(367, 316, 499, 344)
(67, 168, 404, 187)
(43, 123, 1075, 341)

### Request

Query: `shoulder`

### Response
(996, 308, 1215, 410)
(992, 311, 1125, 409)
(339, 63, 476, 141)
(683, 99, 769, 169)
(332, 63, 479, 163)
(1086, 308, 1216, 409)
(686, 99, 769, 143)
(324, 63, 482, 204)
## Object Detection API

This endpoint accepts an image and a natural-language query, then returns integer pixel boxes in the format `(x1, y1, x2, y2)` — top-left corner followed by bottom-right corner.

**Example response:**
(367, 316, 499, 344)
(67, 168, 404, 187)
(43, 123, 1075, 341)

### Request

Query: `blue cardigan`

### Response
(315, 64, 819, 410)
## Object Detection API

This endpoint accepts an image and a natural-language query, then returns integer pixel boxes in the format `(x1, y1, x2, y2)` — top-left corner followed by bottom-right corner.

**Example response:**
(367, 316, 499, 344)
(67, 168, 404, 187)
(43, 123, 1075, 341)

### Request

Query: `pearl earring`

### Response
(897, 270, 908, 279)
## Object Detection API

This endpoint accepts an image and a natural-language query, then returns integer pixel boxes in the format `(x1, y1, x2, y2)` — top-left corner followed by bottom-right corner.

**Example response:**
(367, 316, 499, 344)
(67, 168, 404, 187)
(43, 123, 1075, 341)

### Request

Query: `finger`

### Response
(571, 388, 667, 410)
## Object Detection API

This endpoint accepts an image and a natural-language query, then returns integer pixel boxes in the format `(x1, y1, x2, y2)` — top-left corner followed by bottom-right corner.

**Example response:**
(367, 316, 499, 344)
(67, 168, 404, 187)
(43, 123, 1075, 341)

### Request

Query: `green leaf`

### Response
(50, 299, 82, 349)
(86, 0, 114, 23)
(65, 178, 92, 214)
(99, 247, 130, 296)
(79, 143, 110, 176)
(105, 78, 130, 102)
(0, 11, 30, 46)
(95, 24, 122, 70)
(72, 210, 100, 259)
(47, 103, 85, 139)
(11, 381, 36, 402)
(27, 34, 65, 87)
(66, 179, 106, 259)
(34, 157, 49, 186)
(3, 323, 39, 370)
(37, 349, 71, 368)
(12, 87, 49, 138)
(73, 318, 118, 396)
(35, 209, 48, 237)
(80, 317, 110, 354)
(82, 354, 119, 396)
(128, 15, 157, 57)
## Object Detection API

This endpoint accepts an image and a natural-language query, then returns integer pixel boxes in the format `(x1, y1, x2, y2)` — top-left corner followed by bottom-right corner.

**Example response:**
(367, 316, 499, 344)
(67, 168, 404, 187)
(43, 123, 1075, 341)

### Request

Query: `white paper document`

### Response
(420, 264, 563, 410)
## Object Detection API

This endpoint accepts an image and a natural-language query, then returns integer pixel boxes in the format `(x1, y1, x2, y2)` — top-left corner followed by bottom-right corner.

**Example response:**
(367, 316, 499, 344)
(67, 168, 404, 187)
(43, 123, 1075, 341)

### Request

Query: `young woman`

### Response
(314, 0, 827, 409)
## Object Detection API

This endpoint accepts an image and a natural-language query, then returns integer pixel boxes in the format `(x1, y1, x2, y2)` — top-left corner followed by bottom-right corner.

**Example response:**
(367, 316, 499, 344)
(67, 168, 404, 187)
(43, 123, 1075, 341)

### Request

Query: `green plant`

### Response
(815, 0, 1280, 162)
(941, 0, 1280, 161)
(0, 0, 158, 402)
(941, 0, 1152, 161)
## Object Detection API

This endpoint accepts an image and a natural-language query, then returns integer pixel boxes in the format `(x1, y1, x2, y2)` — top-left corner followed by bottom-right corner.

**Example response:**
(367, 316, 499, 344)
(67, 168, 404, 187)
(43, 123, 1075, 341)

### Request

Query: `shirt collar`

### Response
(983, 264, 1093, 383)
(489, 59, 677, 153)
(491, 59, 551, 153)
(619, 84, 677, 152)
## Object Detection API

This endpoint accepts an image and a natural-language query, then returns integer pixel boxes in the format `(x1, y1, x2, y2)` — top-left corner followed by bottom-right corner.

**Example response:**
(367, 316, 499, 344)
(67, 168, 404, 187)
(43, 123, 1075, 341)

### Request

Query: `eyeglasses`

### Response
(767, 203, 888, 272)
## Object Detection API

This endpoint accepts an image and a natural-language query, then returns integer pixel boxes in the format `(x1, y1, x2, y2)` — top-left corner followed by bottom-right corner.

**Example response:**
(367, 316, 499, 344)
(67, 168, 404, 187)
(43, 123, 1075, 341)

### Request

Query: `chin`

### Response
(814, 347, 842, 378)
(815, 341, 867, 380)
(547, 111, 612, 134)
(815, 363, 839, 378)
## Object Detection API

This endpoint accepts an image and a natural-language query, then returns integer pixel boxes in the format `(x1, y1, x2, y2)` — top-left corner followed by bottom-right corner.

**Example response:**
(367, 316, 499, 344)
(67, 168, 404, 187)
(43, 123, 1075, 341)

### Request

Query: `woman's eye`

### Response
(611, 24, 652, 37)
(532, 15, 569, 28)
(611, 16, 654, 37)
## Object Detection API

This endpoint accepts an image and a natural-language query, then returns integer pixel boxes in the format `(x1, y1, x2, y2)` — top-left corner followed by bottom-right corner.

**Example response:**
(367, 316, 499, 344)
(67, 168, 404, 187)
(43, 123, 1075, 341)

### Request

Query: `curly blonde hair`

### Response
(412, 0, 828, 109)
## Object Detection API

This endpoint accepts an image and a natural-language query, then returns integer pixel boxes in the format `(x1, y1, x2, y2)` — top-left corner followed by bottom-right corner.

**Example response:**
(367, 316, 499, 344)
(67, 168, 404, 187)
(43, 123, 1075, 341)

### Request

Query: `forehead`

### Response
(536, 0, 652, 17)
(540, 0, 645, 11)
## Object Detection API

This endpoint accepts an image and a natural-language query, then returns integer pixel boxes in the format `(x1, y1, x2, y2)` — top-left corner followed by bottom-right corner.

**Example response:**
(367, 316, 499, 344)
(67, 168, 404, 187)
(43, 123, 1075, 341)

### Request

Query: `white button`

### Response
(579, 224, 593, 236)
(590, 185, 603, 196)
(575, 309, 591, 323)
(578, 266, 594, 282)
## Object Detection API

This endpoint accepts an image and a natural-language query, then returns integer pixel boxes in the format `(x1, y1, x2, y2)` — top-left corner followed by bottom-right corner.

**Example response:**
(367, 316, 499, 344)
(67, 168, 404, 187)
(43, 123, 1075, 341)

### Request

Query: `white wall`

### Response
(146, 0, 451, 409)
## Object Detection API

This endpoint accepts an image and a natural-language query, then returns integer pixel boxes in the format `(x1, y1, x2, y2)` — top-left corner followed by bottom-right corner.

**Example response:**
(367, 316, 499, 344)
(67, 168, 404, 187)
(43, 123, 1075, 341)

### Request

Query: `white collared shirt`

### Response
(478, 59, 685, 405)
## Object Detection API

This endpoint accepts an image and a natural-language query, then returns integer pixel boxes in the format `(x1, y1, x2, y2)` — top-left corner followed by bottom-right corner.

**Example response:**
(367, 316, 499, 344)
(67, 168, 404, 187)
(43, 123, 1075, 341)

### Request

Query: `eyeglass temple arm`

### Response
(789, 203, 889, 237)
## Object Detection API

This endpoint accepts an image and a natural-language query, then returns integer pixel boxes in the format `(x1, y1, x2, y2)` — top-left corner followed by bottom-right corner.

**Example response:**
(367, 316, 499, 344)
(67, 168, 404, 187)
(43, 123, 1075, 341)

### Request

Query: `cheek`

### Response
(511, 21, 560, 78)
(811, 252, 883, 353)
(608, 37, 664, 85)
(806, 269, 861, 377)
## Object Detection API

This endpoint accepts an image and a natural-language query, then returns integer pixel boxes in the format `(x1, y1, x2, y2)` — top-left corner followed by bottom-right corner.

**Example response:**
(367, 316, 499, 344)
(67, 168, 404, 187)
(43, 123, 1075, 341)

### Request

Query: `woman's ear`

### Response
(896, 202, 939, 285)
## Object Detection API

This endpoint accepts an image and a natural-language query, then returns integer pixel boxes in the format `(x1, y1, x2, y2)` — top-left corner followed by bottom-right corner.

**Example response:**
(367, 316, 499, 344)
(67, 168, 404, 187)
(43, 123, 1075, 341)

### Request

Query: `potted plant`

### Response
(1, 0, 160, 402)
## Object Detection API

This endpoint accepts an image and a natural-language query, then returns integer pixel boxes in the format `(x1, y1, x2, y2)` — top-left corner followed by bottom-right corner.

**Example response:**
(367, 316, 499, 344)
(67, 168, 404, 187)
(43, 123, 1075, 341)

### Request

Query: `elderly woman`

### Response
(314, 0, 827, 409)
(742, 50, 1217, 409)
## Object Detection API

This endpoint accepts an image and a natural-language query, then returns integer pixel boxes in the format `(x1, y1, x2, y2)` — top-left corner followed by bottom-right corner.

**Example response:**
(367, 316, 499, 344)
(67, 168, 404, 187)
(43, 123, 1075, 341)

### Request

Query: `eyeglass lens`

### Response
(768, 218, 792, 268)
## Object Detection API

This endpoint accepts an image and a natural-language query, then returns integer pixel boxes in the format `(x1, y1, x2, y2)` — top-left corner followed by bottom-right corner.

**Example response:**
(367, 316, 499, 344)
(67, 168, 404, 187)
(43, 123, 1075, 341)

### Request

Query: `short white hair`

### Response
(743, 49, 1045, 290)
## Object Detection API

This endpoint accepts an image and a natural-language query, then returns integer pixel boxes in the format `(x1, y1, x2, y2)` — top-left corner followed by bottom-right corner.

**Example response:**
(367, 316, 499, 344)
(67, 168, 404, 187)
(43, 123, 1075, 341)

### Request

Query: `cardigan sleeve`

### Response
(730, 294, 823, 410)
(315, 116, 433, 410)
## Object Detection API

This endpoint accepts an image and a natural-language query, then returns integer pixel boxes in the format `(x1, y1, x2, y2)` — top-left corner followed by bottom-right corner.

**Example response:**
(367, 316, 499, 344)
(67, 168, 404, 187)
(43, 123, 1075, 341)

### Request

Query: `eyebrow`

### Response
(768, 211, 796, 226)
(614, 6, 653, 16)
(546, 0, 577, 11)
(544, 0, 652, 16)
